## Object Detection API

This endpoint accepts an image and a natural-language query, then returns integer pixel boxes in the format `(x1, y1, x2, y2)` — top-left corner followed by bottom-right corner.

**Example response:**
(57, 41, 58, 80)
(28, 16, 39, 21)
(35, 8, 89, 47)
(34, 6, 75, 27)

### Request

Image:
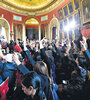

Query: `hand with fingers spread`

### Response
(80, 36, 87, 50)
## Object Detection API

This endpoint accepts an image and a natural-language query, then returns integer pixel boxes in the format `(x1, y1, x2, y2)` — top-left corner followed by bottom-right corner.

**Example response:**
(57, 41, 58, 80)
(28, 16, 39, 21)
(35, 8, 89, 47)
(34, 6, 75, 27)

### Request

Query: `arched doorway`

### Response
(0, 18, 10, 42)
(49, 16, 60, 40)
(52, 27, 56, 40)
(25, 18, 39, 40)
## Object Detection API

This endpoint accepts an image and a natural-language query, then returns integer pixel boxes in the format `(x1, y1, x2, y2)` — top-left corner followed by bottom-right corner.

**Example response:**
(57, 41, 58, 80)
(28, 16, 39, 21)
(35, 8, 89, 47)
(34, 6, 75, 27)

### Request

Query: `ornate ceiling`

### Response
(0, 0, 65, 15)
(2, 0, 54, 10)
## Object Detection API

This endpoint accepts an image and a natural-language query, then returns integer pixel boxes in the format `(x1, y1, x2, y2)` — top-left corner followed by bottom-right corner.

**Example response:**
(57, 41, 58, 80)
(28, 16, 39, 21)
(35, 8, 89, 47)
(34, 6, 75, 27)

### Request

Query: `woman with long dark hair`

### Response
(21, 71, 47, 100)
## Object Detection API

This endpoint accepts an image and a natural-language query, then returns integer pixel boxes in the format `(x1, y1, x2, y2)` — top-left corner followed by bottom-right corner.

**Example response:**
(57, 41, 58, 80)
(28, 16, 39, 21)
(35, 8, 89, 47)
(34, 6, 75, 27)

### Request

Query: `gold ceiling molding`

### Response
(2, 0, 54, 10)
(0, 0, 65, 16)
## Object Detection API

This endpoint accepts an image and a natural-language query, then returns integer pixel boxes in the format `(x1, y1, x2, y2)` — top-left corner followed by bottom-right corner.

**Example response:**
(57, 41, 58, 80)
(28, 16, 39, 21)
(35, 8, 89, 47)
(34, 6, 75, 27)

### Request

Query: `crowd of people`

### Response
(0, 35, 90, 100)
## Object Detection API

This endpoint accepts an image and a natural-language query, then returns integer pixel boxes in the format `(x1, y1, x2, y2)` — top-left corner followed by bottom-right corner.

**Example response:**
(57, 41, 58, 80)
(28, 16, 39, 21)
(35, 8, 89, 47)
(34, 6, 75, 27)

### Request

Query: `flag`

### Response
(0, 77, 9, 100)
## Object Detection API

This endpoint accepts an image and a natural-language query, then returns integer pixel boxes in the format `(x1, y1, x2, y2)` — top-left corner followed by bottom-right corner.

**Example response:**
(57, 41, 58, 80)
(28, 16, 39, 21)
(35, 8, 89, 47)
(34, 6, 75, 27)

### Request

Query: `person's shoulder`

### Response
(39, 91, 47, 100)
(40, 74, 49, 82)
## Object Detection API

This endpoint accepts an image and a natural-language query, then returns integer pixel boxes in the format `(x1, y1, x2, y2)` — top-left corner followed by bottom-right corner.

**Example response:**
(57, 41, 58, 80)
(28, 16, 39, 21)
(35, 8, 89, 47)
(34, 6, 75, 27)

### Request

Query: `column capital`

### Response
(39, 24, 41, 27)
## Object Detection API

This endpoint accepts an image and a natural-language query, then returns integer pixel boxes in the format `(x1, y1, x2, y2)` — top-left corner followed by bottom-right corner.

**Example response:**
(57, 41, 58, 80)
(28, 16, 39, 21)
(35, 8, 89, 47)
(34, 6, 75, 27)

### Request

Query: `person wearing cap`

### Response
(14, 45, 22, 53)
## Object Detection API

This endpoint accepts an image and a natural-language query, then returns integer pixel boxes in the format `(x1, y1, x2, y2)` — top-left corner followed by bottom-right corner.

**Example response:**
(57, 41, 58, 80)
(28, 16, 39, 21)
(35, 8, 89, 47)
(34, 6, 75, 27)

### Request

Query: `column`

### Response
(47, 23, 50, 39)
(39, 24, 41, 40)
(22, 24, 26, 44)
(45, 23, 49, 39)
(44, 25, 46, 38)
(11, 23, 13, 40)
(48, 23, 51, 40)
(67, 19, 69, 40)
(15, 24, 17, 41)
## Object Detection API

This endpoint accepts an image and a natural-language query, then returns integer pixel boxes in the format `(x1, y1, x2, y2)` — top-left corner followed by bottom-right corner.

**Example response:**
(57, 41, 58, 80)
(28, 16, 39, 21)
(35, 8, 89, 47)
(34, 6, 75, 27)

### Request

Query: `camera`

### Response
(62, 80, 68, 84)
(16, 52, 23, 62)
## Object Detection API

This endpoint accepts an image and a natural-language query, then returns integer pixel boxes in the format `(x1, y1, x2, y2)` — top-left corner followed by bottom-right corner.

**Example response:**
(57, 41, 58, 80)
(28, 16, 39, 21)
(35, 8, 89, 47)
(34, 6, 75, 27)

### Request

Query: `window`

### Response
(82, 0, 90, 23)
(58, 8, 63, 20)
(68, 2, 73, 14)
(63, 6, 68, 16)
(60, 21, 63, 30)
(64, 19, 67, 26)
(74, 0, 79, 10)
(74, 13, 80, 24)
(69, 16, 73, 22)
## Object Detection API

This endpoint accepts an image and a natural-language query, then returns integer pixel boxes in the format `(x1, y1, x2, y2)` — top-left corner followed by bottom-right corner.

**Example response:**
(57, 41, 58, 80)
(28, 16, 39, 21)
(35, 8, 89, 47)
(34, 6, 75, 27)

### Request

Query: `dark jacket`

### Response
(25, 50, 35, 67)
(40, 48, 52, 76)
(0, 62, 30, 100)
(83, 49, 90, 70)
(1, 62, 17, 86)
(1, 62, 30, 86)
(17, 64, 49, 100)
(40, 74, 50, 99)
(60, 69, 85, 100)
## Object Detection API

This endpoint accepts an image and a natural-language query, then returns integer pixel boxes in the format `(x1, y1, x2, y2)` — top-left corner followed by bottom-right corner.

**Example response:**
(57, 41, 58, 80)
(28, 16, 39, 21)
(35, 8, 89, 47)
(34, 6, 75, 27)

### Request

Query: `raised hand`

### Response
(80, 36, 87, 50)
(12, 52, 21, 66)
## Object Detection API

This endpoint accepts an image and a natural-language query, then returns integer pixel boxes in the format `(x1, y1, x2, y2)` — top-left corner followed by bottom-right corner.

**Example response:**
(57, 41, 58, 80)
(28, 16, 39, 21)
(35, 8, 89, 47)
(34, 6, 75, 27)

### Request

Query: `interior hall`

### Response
(0, 0, 90, 100)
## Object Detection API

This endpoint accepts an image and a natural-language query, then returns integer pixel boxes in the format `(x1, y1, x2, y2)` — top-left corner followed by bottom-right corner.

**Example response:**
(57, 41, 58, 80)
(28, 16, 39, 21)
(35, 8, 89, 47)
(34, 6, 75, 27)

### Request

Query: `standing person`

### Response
(33, 61, 59, 100)
(21, 71, 47, 100)
(33, 61, 50, 99)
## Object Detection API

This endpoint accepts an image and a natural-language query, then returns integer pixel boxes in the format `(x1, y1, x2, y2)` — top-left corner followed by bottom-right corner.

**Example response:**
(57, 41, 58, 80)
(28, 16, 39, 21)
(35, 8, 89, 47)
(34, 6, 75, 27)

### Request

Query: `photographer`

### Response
(0, 45, 30, 100)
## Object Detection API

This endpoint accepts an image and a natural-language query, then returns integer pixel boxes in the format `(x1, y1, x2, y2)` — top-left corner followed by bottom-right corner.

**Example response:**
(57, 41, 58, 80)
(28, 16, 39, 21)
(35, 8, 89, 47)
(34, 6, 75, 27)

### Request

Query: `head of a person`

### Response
(33, 61, 48, 76)
(14, 45, 22, 53)
(35, 42, 40, 48)
(21, 71, 41, 97)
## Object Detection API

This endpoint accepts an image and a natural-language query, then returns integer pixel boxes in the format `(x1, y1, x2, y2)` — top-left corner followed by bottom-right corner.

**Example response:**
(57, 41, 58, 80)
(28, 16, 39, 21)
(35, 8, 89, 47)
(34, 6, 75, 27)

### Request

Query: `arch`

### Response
(0, 18, 10, 42)
(25, 18, 39, 25)
(24, 16, 39, 24)
(49, 16, 60, 40)
(25, 17, 40, 40)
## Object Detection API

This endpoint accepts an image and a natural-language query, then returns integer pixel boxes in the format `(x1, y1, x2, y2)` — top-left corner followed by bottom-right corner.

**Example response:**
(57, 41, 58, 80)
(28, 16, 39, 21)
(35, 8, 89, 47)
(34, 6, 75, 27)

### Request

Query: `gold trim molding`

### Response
(0, 0, 65, 16)
(3, 0, 54, 10)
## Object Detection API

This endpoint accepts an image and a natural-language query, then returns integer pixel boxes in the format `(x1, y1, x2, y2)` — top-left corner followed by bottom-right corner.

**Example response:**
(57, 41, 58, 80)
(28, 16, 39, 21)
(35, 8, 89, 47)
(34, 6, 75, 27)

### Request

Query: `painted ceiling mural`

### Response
(0, 0, 65, 15)
(3, 0, 54, 9)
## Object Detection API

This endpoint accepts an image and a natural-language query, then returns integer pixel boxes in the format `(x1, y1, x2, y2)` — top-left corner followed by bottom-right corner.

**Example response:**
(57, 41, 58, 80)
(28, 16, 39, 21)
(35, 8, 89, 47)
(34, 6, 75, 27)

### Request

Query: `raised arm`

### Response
(23, 43, 35, 67)
(40, 40, 52, 75)
(13, 53, 30, 74)
(80, 36, 90, 60)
